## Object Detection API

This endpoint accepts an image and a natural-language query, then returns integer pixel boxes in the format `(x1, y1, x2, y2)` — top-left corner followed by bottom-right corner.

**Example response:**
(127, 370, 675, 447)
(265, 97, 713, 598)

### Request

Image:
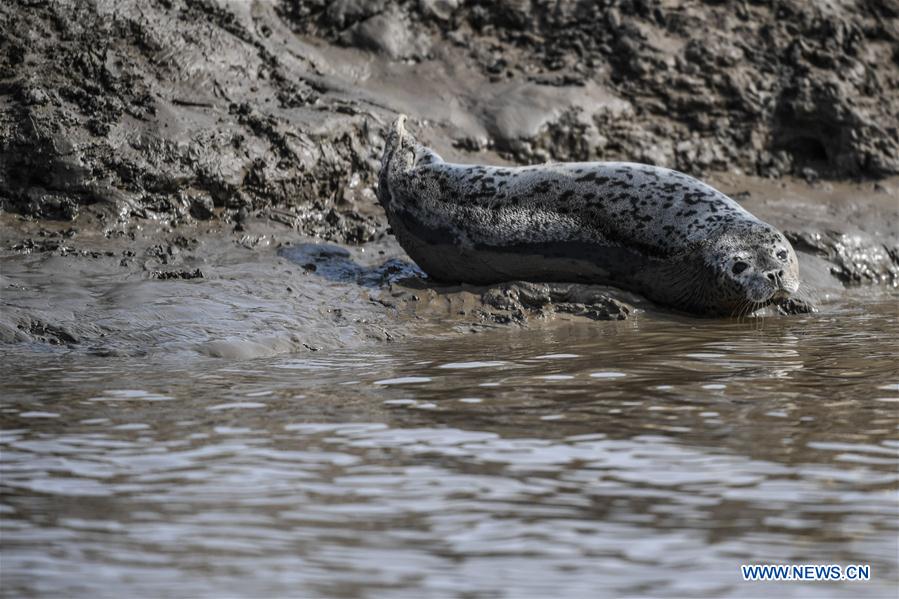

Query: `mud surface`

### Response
(2, 0, 899, 235)
(1, 0, 898, 354)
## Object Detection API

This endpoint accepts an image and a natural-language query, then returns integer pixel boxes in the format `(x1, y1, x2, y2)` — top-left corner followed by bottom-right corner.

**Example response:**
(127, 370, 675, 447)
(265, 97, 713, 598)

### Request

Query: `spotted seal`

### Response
(378, 116, 804, 316)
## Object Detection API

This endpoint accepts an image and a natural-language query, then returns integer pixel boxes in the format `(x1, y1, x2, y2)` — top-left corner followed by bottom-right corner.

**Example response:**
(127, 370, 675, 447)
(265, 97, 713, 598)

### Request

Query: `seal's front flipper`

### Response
(774, 297, 818, 315)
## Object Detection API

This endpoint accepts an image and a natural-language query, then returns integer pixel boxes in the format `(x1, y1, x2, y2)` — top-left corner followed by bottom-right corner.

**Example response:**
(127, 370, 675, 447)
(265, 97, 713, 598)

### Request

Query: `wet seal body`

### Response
(378, 116, 803, 316)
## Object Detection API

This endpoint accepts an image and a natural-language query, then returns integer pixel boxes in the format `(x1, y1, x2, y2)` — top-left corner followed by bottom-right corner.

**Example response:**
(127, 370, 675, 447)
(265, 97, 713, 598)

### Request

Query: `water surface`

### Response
(2, 298, 897, 598)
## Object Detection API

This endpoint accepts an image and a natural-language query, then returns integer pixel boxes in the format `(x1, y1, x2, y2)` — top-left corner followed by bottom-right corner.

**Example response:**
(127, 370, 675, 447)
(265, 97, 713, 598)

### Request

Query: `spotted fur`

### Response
(378, 116, 801, 316)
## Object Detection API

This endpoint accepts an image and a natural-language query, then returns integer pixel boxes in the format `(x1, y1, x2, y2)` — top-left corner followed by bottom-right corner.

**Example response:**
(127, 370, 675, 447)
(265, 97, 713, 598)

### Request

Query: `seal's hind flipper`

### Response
(382, 115, 408, 165)
(378, 116, 444, 210)
(381, 116, 443, 172)
(379, 116, 410, 210)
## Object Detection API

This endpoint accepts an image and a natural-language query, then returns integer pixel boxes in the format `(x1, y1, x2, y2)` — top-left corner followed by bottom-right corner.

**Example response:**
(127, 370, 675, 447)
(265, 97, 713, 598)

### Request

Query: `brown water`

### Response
(1, 298, 897, 598)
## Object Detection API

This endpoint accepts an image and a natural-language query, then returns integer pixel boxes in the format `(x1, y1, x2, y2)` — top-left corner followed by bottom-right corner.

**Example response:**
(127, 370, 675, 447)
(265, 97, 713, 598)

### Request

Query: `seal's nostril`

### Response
(778, 270, 784, 278)
(767, 272, 776, 282)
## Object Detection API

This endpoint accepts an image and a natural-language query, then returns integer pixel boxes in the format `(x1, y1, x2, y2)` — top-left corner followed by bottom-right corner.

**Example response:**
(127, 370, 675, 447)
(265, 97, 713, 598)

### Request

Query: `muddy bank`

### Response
(2, 0, 898, 237)
(0, 211, 643, 357)
(1, 1, 898, 355)
(294, 0, 899, 176)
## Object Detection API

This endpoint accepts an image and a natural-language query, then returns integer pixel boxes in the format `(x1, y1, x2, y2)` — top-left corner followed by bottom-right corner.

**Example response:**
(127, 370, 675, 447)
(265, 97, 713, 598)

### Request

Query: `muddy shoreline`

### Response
(1, 1, 898, 355)
(2, 174, 896, 357)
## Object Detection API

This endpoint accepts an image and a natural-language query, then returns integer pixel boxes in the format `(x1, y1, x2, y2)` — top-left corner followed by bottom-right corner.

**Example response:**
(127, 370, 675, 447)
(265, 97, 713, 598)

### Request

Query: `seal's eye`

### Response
(732, 261, 749, 275)
(776, 249, 788, 261)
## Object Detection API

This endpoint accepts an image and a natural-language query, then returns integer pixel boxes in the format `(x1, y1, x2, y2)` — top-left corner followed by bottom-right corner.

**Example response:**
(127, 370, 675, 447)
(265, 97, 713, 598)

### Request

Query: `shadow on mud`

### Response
(278, 243, 424, 288)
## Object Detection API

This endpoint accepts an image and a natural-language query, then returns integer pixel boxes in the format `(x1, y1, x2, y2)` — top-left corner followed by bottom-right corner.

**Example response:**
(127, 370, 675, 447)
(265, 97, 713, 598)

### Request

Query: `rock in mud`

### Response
(150, 268, 204, 280)
(786, 230, 899, 286)
(482, 282, 632, 322)
(385, 279, 636, 326)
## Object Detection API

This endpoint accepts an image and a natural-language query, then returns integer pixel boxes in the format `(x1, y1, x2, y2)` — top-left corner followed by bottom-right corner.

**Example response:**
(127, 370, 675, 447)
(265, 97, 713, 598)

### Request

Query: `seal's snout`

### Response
(745, 264, 798, 304)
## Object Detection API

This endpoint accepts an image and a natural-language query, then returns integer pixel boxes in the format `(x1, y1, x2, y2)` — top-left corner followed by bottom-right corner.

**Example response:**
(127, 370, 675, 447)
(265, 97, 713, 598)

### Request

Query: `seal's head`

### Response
(702, 223, 800, 314)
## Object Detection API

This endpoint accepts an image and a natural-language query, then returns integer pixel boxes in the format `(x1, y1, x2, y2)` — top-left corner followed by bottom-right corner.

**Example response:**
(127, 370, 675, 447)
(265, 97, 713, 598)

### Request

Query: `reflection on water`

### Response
(1, 299, 898, 598)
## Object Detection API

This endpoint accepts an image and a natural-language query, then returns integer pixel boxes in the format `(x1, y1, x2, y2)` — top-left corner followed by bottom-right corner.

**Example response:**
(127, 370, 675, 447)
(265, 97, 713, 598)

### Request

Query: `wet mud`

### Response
(1, 1, 898, 356)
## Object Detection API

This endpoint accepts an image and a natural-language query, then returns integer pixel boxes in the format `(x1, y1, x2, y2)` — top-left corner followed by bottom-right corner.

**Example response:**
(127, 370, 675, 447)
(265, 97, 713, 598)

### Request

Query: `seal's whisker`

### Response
(754, 301, 766, 330)
(745, 300, 758, 323)
(734, 298, 754, 323)
(732, 299, 744, 320)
